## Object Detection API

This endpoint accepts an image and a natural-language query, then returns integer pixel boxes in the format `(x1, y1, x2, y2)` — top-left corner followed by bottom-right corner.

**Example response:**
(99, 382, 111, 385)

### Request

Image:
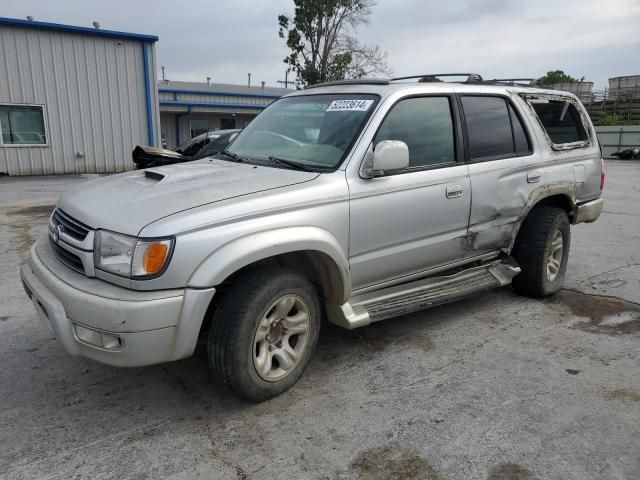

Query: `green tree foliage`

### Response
(278, 0, 390, 87)
(597, 113, 640, 126)
(537, 70, 577, 85)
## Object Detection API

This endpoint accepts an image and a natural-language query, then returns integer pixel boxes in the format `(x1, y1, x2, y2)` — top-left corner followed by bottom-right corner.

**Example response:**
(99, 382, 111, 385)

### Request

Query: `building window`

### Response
(0, 104, 47, 145)
(220, 118, 236, 130)
(190, 120, 209, 138)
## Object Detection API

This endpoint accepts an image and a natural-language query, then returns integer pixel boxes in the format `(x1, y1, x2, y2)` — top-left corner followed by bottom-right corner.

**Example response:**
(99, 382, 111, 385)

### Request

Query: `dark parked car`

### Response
(132, 129, 240, 169)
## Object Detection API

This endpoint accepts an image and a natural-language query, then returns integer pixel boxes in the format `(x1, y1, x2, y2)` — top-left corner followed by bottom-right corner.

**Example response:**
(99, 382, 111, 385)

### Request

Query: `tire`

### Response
(511, 207, 570, 298)
(208, 266, 321, 402)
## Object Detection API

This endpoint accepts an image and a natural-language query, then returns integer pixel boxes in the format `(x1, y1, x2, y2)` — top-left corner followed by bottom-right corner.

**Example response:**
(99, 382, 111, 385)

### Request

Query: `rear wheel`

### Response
(208, 266, 321, 402)
(511, 207, 570, 298)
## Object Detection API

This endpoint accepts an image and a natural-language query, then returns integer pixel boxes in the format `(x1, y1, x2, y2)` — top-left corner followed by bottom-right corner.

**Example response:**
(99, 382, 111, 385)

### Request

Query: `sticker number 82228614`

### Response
(326, 99, 374, 112)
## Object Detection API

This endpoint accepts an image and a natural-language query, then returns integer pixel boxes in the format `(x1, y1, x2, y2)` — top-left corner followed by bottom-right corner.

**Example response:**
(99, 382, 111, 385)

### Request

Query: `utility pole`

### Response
(248, 73, 251, 88)
(277, 70, 291, 88)
(161, 65, 166, 82)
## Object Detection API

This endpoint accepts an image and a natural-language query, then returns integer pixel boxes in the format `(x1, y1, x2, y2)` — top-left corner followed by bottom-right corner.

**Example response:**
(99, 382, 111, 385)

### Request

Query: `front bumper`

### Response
(20, 239, 215, 367)
(574, 197, 604, 224)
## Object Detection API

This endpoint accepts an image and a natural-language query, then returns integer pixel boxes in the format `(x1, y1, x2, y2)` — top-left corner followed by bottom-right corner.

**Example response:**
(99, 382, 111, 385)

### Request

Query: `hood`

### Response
(58, 160, 319, 235)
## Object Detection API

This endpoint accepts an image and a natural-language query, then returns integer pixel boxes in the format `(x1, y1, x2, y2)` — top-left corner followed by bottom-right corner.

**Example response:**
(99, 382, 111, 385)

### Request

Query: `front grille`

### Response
(52, 209, 91, 241)
(49, 238, 85, 273)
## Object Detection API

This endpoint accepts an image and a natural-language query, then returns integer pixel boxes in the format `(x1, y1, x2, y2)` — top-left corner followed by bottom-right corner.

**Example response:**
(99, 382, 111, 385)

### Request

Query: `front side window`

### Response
(374, 96, 456, 168)
(227, 94, 378, 170)
(0, 104, 47, 145)
(529, 98, 588, 145)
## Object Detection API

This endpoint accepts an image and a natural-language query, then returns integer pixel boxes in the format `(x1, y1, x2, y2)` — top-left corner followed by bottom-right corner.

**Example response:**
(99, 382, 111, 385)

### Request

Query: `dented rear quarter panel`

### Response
(520, 91, 602, 204)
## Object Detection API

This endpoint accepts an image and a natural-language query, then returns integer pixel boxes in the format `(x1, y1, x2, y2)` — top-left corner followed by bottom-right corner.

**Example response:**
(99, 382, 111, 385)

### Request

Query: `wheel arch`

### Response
(188, 226, 351, 304)
(507, 184, 577, 253)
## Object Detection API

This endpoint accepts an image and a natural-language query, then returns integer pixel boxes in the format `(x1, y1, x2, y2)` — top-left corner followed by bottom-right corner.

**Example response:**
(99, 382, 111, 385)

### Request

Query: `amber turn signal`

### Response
(131, 238, 173, 277)
(143, 242, 169, 274)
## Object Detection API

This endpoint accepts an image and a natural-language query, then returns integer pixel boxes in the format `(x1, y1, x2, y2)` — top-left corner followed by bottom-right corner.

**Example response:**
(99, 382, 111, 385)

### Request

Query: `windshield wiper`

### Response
(268, 156, 313, 172)
(217, 149, 243, 162)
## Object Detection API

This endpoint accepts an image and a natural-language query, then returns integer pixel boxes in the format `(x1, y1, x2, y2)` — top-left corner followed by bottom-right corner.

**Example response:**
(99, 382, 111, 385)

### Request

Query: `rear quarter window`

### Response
(527, 97, 589, 145)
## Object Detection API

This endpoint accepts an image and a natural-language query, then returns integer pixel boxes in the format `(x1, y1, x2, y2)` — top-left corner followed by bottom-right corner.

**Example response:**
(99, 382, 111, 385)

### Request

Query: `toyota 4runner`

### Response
(21, 74, 605, 402)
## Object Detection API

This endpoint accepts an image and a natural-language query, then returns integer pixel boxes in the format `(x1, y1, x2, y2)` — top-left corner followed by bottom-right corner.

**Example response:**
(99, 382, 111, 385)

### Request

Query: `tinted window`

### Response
(508, 104, 531, 154)
(374, 97, 455, 168)
(531, 100, 588, 144)
(461, 96, 513, 159)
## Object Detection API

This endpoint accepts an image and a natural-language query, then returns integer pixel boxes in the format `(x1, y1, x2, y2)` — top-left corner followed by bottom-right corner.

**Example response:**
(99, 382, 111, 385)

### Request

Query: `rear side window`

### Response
(530, 99, 588, 145)
(461, 96, 512, 158)
(461, 96, 531, 160)
(374, 96, 455, 168)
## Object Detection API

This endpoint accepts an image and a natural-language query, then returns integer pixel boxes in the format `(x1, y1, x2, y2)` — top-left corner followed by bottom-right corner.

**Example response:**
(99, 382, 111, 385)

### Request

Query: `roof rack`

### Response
(302, 74, 540, 90)
(476, 78, 538, 86)
(304, 78, 390, 89)
(391, 73, 484, 83)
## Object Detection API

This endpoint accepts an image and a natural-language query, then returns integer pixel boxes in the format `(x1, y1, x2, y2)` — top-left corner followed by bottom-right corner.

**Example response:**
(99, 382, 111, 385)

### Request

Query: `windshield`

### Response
(227, 94, 379, 169)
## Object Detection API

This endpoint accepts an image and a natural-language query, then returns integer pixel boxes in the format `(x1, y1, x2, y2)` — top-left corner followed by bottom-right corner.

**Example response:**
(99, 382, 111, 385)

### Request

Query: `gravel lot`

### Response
(1, 161, 639, 480)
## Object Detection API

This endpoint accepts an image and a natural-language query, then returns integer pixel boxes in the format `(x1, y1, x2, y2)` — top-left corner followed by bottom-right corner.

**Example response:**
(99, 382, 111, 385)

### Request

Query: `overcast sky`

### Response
(3, 0, 639, 89)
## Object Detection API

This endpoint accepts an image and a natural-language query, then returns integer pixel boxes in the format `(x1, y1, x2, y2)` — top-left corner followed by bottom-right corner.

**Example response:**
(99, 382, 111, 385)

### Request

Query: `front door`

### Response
(348, 95, 471, 290)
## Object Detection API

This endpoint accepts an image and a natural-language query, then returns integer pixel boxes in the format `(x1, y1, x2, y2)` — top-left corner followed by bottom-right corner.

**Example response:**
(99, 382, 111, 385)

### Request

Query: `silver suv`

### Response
(21, 75, 604, 401)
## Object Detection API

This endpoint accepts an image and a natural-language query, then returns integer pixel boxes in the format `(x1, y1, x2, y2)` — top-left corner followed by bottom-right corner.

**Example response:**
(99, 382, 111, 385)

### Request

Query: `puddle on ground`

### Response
(8, 223, 35, 257)
(5, 204, 55, 217)
(0, 316, 9, 322)
(487, 463, 536, 480)
(552, 290, 640, 336)
(606, 389, 640, 402)
(351, 443, 444, 480)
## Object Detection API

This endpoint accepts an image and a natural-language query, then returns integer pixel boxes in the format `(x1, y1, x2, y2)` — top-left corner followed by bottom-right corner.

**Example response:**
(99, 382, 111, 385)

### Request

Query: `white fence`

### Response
(595, 126, 640, 158)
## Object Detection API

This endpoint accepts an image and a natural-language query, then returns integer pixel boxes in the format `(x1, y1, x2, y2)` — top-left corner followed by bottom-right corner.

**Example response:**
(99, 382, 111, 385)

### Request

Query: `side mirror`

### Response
(371, 140, 409, 175)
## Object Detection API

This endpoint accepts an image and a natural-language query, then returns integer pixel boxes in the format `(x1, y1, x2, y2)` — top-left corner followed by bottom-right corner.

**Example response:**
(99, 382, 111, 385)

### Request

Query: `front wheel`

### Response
(207, 267, 321, 402)
(511, 207, 571, 298)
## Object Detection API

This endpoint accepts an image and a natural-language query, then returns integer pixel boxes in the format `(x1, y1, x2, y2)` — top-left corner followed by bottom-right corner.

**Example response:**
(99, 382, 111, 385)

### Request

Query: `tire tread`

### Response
(511, 207, 569, 298)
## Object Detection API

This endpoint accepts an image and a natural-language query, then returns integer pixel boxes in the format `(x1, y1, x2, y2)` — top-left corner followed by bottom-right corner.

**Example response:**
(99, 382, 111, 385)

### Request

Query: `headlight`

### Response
(94, 230, 173, 278)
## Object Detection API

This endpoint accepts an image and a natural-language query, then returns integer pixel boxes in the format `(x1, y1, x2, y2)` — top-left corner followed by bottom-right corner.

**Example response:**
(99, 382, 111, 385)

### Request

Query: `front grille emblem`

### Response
(53, 225, 64, 243)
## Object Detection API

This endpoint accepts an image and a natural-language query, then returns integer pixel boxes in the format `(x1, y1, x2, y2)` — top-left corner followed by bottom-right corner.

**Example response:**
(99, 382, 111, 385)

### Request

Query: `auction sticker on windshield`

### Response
(326, 99, 374, 112)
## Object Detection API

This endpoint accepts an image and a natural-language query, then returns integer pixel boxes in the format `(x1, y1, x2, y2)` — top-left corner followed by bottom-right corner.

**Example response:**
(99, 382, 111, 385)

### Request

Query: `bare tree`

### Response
(278, 0, 391, 87)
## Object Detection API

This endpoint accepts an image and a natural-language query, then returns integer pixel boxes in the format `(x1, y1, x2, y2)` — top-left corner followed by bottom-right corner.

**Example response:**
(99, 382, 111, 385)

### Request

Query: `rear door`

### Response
(458, 92, 543, 256)
(348, 94, 471, 290)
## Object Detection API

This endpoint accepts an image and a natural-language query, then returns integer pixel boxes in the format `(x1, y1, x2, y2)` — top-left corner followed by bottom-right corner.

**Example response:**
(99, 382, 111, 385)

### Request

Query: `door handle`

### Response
(527, 170, 542, 183)
(446, 184, 464, 199)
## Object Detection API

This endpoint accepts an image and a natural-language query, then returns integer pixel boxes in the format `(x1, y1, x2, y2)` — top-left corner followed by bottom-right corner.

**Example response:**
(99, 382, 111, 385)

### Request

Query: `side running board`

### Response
(330, 260, 520, 329)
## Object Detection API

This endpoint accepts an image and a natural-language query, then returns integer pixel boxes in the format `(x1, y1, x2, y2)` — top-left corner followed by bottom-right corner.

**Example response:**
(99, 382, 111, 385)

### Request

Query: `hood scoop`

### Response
(144, 170, 166, 181)
(126, 170, 166, 186)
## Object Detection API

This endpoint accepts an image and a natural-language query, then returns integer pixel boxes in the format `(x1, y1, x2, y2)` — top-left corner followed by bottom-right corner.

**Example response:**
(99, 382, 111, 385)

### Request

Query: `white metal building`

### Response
(159, 81, 292, 149)
(0, 17, 160, 175)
